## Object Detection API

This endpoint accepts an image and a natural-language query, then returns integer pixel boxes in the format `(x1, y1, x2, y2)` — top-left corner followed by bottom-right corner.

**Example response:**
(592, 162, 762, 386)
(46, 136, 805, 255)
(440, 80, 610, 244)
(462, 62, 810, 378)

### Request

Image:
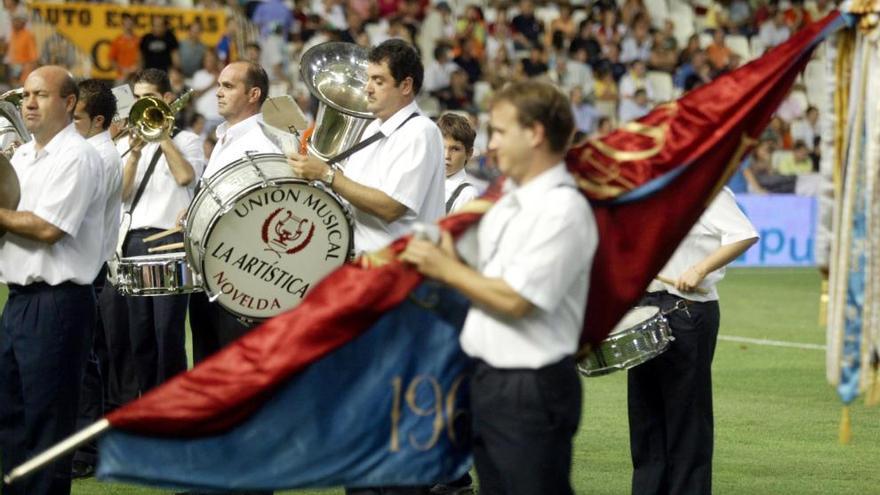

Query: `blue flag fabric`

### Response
(97, 283, 473, 491)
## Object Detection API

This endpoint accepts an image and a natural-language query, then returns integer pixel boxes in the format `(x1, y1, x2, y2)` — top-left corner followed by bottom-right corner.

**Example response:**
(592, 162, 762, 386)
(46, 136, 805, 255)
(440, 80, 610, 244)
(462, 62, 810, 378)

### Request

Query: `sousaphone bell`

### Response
(300, 42, 374, 163)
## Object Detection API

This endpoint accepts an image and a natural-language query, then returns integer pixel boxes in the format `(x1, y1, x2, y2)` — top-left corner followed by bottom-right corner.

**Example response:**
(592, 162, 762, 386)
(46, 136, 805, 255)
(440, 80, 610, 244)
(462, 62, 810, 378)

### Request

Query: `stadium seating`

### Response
(725, 34, 751, 61)
(647, 70, 674, 102)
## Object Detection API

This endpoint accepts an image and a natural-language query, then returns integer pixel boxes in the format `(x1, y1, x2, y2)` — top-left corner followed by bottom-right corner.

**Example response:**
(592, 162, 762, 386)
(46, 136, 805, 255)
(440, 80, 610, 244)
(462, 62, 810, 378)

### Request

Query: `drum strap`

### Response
(326, 112, 419, 166)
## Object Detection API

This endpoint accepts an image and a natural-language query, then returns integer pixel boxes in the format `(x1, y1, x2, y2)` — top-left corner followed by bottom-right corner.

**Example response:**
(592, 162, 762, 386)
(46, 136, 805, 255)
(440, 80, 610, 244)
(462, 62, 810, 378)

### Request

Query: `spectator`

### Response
(619, 59, 653, 101)
(570, 20, 602, 64)
(620, 15, 652, 64)
(216, 17, 239, 64)
(511, 0, 544, 49)
(338, 9, 369, 46)
(759, 8, 791, 49)
(178, 22, 207, 78)
(252, 0, 295, 39)
(592, 115, 615, 137)
(244, 42, 261, 64)
(791, 105, 819, 148)
(593, 7, 626, 50)
(727, 0, 753, 35)
(748, 138, 796, 193)
(571, 85, 602, 135)
(436, 69, 475, 112)
(677, 33, 701, 67)
(546, 2, 577, 50)
(649, 22, 678, 73)
(109, 13, 140, 83)
(765, 115, 793, 149)
(190, 50, 222, 129)
(776, 139, 814, 175)
(784, 0, 813, 31)
(39, 31, 76, 69)
(453, 37, 483, 83)
(520, 43, 549, 78)
(595, 42, 627, 81)
(706, 28, 732, 71)
(261, 24, 287, 82)
(485, 44, 517, 88)
(552, 52, 594, 93)
(593, 66, 619, 115)
(6, 12, 37, 84)
(620, 0, 648, 28)
(674, 50, 709, 89)
(486, 18, 516, 63)
(139, 17, 179, 72)
(455, 5, 487, 60)
(424, 43, 459, 95)
(619, 87, 651, 122)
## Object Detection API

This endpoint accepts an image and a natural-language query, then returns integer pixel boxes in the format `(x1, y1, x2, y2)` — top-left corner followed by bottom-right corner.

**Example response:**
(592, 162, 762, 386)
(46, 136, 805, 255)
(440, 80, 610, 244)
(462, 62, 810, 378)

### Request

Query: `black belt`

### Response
(7, 280, 86, 295)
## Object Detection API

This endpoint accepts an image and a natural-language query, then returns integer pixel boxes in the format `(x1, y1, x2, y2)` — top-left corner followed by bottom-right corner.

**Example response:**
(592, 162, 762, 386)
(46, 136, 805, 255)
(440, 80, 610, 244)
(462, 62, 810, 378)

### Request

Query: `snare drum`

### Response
(578, 306, 673, 377)
(115, 252, 201, 296)
(185, 153, 353, 321)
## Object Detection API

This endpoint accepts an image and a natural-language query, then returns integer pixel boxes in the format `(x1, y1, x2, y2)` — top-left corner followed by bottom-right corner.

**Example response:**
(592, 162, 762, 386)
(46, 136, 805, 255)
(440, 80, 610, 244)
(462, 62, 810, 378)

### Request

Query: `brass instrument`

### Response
(0, 88, 31, 159)
(0, 154, 21, 238)
(300, 42, 374, 162)
(126, 88, 194, 143)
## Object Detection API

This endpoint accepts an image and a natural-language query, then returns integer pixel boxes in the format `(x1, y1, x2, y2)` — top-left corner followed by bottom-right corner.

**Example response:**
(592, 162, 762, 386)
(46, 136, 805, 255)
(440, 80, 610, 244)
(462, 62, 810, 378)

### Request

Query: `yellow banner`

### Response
(29, 2, 225, 79)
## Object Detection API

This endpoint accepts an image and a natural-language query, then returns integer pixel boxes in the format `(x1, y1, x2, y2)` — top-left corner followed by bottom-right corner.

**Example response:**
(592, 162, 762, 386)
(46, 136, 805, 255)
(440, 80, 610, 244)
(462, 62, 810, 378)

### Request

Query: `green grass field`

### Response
(2, 268, 878, 494)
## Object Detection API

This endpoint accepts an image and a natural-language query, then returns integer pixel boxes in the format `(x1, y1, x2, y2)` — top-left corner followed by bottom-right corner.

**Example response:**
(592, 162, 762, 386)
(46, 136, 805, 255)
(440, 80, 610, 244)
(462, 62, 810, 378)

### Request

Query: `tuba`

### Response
(300, 42, 374, 163)
(0, 88, 31, 159)
(127, 88, 194, 143)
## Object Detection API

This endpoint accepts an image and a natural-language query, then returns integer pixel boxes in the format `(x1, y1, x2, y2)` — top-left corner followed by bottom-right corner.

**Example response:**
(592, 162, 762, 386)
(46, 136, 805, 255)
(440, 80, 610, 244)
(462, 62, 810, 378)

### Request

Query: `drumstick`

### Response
(142, 226, 182, 243)
(654, 275, 710, 295)
(147, 242, 184, 253)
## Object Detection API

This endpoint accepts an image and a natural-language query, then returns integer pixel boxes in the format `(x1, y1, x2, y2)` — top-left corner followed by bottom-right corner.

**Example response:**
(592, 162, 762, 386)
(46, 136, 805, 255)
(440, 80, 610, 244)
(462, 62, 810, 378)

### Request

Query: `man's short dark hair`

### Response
(368, 39, 424, 93)
(132, 68, 171, 95)
(437, 112, 475, 153)
(59, 72, 78, 101)
(241, 62, 269, 105)
(78, 79, 116, 130)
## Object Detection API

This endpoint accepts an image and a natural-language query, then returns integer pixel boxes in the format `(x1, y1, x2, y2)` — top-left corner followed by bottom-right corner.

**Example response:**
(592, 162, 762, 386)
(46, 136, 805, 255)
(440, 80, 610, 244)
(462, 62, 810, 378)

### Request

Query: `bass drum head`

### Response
(200, 180, 352, 320)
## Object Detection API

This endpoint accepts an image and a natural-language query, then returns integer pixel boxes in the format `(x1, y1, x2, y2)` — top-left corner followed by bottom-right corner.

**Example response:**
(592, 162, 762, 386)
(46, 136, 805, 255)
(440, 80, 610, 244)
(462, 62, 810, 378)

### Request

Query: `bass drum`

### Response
(185, 153, 353, 321)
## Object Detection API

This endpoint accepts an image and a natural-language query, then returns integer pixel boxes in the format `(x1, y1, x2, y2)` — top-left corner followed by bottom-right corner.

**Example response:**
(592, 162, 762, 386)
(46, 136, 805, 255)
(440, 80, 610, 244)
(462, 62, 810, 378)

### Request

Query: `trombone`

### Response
(118, 89, 193, 158)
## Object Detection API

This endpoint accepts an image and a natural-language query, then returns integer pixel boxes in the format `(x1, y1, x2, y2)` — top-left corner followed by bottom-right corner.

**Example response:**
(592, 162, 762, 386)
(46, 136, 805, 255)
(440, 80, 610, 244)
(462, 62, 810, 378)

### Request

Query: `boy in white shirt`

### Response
(437, 113, 479, 214)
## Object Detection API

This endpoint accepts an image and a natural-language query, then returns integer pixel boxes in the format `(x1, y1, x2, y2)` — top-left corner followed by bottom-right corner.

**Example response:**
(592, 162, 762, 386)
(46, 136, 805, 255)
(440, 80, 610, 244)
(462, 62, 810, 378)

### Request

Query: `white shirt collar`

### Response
(377, 100, 421, 135)
(503, 163, 574, 208)
(87, 129, 113, 147)
(215, 114, 263, 144)
(19, 123, 78, 161)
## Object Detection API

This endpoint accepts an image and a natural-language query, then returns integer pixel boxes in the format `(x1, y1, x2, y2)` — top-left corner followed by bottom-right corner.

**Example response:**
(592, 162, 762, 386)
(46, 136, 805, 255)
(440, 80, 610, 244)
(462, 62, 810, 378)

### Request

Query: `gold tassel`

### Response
(866, 365, 880, 407)
(818, 278, 829, 326)
(839, 406, 852, 444)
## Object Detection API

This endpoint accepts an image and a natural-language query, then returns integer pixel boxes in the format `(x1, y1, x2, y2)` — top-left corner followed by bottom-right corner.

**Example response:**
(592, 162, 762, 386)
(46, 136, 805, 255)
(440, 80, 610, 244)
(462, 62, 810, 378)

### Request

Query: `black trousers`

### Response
(101, 228, 189, 397)
(74, 266, 111, 467)
(628, 292, 720, 495)
(0, 282, 95, 495)
(470, 356, 582, 495)
(189, 291, 252, 364)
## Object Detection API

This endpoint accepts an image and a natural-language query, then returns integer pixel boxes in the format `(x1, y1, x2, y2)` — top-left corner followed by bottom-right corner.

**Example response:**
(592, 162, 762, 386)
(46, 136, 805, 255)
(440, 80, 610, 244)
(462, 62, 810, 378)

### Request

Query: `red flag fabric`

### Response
(106, 12, 845, 436)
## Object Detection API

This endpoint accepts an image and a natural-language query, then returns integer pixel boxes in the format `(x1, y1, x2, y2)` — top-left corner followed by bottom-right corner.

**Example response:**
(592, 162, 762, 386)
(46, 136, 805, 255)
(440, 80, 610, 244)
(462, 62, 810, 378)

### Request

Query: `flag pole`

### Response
(3, 419, 111, 486)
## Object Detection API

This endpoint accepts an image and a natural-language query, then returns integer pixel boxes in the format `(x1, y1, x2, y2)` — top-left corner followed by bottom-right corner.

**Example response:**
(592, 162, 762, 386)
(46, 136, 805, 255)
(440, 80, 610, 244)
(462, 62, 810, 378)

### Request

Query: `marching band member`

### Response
(401, 80, 597, 495)
(288, 39, 446, 495)
(100, 68, 205, 401)
(630, 187, 757, 495)
(289, 39, 445, 256)
(0, 66, 106, 495)
(189, 61, 280, 365)
(70, 78, 123, 478)
(437, 112, 479, 214)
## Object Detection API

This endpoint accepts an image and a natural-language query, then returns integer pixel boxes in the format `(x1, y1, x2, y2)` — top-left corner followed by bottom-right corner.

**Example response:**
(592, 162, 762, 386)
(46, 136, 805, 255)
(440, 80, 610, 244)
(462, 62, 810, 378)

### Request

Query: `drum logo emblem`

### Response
(261, 207, 315, 256)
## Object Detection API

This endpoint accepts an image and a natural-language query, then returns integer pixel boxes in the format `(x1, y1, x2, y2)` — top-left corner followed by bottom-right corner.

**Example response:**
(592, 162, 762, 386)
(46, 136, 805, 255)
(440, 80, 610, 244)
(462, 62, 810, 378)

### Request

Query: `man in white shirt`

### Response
(402, 80, 598, 495)
(103, 68, 205, 401)
(437, 112, 479, 214)
(630, 187, 758, 495)
(289, 39, 445, 495)
(190, 61, 280, 369)
(289, 39, 445, 256)
(70, 78, 123, 478)
(0, 66, 105, 495)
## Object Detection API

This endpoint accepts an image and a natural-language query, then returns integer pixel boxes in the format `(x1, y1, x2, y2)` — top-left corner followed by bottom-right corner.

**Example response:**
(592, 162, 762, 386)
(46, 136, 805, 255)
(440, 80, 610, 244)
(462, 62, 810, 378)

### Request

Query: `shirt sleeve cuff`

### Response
(33, 206, 78, 237)
(502, 267, 555, 312)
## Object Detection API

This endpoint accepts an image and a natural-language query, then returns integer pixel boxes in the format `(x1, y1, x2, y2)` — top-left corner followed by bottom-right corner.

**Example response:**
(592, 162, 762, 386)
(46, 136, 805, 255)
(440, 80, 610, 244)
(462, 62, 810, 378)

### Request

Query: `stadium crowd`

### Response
(0, 0, 833, 192)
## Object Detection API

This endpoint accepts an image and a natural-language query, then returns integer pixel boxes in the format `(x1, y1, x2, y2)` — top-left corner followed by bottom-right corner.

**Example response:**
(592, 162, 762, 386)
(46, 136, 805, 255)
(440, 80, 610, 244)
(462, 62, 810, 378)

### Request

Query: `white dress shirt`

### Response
(343, 100, 446, 253)
(88, 130, 123, 262)
(0, 124, 105, 285)
(460, 164, 598, 369)
(124, 130, 205, 230)
(204, 114, 281, 180)
(444, 169, 479, 213)
(649, 187, 758, 302)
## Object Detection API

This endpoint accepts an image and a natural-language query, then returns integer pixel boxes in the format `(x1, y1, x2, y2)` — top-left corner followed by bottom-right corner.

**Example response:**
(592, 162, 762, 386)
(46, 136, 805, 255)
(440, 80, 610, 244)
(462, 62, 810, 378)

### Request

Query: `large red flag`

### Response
(103, 12, 847, 437)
